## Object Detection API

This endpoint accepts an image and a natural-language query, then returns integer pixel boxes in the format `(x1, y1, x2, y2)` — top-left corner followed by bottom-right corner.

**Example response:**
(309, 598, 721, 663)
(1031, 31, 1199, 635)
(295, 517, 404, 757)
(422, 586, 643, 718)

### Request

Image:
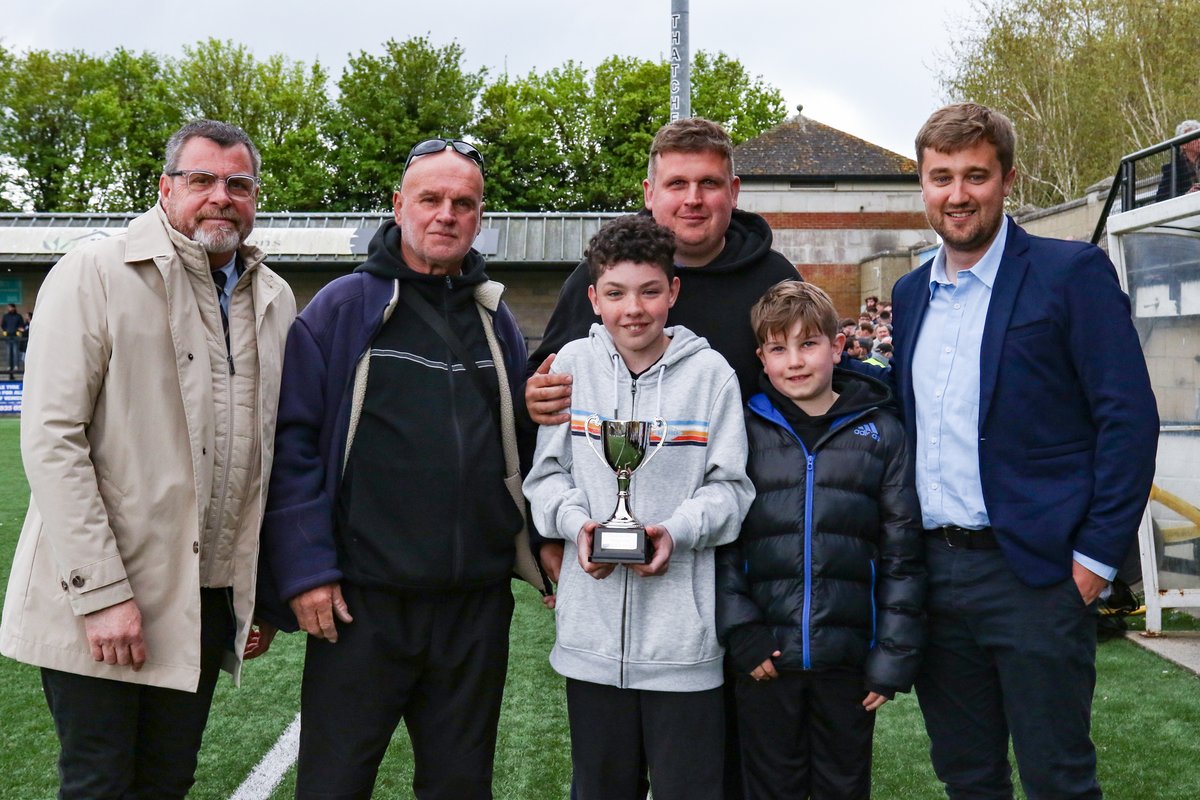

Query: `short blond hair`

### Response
(751, 281, 838, 346)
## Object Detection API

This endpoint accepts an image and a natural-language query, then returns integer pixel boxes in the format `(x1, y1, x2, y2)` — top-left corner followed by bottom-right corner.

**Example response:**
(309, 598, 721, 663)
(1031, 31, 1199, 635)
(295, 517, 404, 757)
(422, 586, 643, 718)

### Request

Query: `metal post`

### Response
(670, 1, 690, 120)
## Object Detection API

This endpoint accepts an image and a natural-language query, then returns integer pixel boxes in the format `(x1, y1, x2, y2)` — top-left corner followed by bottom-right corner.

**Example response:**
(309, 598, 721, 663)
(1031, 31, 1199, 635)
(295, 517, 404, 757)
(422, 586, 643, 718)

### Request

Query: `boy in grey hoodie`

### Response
(524, 216, 755, 800)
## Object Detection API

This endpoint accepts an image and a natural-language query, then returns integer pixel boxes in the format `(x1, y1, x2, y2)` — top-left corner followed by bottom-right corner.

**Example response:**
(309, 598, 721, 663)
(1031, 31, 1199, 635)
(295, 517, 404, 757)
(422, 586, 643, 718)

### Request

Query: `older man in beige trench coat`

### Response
(0, 119, 295, 799)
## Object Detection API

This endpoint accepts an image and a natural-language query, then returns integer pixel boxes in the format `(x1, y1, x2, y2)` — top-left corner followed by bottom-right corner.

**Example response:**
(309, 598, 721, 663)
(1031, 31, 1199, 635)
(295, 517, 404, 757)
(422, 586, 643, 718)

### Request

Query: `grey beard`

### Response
(192, 225, 245, 253)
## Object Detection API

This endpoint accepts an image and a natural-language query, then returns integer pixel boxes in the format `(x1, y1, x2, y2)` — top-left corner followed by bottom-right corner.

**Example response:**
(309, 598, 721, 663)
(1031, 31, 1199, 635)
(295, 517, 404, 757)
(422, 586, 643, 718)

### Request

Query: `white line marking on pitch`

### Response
(230, 712, 301, 800)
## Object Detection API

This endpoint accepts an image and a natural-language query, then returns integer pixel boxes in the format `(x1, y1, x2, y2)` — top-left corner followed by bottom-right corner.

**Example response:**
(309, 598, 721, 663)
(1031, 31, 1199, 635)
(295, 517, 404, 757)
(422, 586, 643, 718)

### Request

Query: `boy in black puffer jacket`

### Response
(716, 281, 926, 800)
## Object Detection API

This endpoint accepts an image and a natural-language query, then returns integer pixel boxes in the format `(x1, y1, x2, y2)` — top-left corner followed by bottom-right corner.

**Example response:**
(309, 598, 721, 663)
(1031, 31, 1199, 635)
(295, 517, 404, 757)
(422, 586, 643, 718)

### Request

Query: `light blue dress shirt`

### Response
(913, 224, 1006, 531)
(913, 223, 1115, 579)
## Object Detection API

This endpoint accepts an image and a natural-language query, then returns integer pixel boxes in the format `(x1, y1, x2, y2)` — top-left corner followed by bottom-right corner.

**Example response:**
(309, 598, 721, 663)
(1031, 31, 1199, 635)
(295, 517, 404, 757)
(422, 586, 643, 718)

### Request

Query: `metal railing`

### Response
(1091, 128, 1200, 244)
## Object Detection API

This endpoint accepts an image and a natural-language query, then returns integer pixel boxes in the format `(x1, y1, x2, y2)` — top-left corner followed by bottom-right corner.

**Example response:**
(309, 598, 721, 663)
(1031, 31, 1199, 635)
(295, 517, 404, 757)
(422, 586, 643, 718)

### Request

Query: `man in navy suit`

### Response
(891, 103, 1158, 799)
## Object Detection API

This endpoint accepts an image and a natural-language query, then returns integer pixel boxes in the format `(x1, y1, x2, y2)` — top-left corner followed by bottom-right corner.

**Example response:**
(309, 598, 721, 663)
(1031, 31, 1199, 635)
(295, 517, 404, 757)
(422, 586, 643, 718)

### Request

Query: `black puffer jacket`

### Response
(716, 369, 925, 695)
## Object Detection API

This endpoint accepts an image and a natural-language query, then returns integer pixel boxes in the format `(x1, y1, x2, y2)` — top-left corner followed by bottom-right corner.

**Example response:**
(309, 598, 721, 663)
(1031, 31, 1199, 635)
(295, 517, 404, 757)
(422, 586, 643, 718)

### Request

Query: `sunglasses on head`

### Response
(404, 139, 484, 171)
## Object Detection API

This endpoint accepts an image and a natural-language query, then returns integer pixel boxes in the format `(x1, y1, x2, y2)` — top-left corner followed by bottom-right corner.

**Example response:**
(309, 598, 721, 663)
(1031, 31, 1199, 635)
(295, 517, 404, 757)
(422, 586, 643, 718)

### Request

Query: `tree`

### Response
(474, 64, 593, 211)
(172, 39, 331, 211)
(941, 0, 1200, 208)
(74, 48, 182, 210)
(327, 36, 485, 211)
(475, 51, 786, 211)
(0, 49, 107, 210)
(692, 51, 787, 145)
(0, 47, 184, 212)
(586, 56, 670, 210)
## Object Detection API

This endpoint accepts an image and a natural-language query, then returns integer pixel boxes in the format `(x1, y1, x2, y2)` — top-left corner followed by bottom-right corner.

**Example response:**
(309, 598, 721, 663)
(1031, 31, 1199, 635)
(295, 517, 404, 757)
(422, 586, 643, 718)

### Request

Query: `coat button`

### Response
(202, 447, 207, 455)
(71, 576, 84, 588)
(193, 541, 199, 554)
(60, 580, 68, 591)
(188, 353, 194, 361)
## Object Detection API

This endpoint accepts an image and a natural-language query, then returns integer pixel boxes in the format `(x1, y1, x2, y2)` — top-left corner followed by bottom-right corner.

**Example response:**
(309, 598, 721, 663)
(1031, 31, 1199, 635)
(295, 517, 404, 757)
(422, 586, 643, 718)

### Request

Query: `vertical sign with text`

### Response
(670, 1, 690, 121)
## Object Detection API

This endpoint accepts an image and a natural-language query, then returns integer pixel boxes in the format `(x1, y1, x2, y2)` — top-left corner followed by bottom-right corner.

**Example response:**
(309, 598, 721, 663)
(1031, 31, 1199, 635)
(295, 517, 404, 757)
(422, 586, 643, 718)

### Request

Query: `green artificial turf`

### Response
(0, 416, 1198, 799)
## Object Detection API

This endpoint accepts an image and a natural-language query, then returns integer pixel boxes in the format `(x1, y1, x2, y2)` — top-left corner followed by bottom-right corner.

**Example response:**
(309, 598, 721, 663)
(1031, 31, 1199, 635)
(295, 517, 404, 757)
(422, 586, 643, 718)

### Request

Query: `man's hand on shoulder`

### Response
(526, 353, 572, 426)
(84, 598, 146, 671)
(289, 582, 353, 643)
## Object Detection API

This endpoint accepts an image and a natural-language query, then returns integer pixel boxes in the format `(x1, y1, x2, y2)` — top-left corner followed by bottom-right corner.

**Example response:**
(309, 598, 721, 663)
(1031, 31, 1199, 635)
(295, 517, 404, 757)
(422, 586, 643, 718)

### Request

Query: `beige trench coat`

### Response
(0, 206, 295, 691)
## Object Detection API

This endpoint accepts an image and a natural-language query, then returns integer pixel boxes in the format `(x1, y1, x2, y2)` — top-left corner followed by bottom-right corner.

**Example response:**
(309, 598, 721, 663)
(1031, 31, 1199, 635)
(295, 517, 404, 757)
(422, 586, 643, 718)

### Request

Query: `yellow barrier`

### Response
(1151, 484, 1200, 544)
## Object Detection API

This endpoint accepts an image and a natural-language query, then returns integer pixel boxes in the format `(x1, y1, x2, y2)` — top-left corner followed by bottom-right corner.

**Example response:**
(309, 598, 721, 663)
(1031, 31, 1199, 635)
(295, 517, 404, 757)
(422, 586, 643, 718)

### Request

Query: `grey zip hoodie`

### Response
(523, 323, 755, 691)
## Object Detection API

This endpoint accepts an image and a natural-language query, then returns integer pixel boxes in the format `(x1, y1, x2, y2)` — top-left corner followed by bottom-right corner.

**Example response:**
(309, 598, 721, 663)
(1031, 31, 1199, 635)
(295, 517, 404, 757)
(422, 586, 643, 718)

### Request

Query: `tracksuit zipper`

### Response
(445, 277, 465, 585)
(619, 375, 639, 685)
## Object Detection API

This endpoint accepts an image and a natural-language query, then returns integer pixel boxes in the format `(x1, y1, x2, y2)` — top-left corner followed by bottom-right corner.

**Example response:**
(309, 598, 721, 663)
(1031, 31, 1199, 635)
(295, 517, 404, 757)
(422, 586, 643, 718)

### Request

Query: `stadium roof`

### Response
(0, 211, 623, 269)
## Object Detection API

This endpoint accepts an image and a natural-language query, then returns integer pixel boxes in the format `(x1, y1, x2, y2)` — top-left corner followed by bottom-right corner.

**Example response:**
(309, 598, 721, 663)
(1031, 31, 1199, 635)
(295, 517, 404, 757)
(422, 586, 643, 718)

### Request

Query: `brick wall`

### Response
(760, 211, 929, 230)
(794, 263, 860, 319)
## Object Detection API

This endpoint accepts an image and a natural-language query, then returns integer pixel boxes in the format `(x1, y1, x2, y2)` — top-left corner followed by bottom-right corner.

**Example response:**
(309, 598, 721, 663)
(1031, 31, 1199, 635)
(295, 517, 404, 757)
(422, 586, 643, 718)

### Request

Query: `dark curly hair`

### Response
(585, 215, 676, 285)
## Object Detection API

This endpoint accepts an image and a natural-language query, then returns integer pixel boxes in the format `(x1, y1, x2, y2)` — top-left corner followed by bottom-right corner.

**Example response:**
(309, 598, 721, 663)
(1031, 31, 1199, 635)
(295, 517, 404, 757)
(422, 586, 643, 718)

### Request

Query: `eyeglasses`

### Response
(166, 170, 261, 200)
(404, 139, 484, 171)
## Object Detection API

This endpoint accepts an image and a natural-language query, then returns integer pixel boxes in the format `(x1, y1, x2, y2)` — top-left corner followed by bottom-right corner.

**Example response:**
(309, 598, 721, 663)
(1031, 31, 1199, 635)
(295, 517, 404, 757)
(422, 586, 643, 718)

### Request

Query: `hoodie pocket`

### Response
(628, 551, 714, 664)
(554, 555, 627, 661)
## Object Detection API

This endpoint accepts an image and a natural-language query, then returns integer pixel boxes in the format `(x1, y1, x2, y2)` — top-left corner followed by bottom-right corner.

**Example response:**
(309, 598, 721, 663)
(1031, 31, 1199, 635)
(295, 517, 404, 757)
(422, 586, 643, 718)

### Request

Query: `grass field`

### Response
(1, 416, 1198, 798)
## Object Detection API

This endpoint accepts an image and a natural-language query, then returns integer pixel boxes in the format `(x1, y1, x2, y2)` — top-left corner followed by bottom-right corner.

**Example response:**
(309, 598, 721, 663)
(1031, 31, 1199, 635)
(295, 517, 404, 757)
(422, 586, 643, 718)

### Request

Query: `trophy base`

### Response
(590, 524, 652, 564)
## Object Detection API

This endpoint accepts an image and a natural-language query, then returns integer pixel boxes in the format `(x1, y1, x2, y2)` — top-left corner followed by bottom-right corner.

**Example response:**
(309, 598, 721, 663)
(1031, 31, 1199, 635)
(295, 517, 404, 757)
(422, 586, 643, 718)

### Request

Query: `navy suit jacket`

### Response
(891, 218, 1158, 587)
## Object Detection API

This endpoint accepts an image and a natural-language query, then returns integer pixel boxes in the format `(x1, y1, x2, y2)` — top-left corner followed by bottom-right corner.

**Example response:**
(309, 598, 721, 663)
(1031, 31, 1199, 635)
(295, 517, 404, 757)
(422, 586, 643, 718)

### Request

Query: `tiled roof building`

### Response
(734, 115, 934, 314)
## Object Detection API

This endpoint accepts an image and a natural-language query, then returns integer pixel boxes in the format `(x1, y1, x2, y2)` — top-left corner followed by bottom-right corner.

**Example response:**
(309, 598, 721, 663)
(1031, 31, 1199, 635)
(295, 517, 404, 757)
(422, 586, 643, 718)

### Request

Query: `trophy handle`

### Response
(638, 417, 668, 469)
(584, 414, 608, 466)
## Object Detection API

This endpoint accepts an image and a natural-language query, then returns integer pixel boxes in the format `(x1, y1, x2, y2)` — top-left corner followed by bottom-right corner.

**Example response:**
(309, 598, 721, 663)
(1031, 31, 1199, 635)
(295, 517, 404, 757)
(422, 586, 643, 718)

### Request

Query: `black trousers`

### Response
(565, 678, 724, 800)
(295, 581, 514, 800)
(733, 669, 875, 800)
(915, 538, 1102, 800)
(40, 587, 234, 800)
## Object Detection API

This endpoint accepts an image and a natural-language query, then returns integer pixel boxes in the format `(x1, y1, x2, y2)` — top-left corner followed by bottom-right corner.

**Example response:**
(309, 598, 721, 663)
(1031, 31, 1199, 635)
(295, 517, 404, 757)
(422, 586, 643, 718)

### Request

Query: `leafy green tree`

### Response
(0, 49, 107, 210)
(941, 0, 1200, 207)
(172, 39, 331, 211)
(74, 48, 182, 210)
(0, 47, 182, 211)
(692, 51, 787, 145)
(475, 64, 593, 211)
(475, 51, 786, 211)
(585, 56, 670, 210)
(327, 36, 485, 211)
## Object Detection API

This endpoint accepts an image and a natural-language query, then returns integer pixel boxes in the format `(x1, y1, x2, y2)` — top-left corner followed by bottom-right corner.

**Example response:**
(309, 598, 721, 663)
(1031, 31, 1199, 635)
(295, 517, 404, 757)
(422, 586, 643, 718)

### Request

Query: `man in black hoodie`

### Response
(525, 119, 799, 564)
(524, 117, 801, 800)
(527, 118, 798, 415)
(262, 139, 542, 800)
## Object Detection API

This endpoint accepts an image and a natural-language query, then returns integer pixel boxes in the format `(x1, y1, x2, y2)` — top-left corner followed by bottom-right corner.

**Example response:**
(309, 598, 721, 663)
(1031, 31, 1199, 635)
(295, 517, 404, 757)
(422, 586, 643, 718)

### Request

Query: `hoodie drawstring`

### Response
(610, 352, 622, 418)
(609, 354, 667, 422)
(653, 364, 665, 422)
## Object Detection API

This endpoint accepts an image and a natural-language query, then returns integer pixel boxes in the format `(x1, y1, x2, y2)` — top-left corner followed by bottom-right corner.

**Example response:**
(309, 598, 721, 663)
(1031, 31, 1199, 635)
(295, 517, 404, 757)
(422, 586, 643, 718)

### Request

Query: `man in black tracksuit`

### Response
(261, 140, 544, 800)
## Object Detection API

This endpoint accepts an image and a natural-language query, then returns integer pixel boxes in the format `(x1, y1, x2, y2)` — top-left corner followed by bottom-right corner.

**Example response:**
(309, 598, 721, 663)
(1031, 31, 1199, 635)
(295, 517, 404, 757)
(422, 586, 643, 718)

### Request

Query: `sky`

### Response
(2, 0, 977, 159)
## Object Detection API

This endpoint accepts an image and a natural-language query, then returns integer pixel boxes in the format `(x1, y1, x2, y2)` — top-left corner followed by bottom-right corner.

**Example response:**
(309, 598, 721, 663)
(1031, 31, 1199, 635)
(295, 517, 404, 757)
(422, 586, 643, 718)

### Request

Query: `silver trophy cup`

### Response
(584, 415, 666, 563)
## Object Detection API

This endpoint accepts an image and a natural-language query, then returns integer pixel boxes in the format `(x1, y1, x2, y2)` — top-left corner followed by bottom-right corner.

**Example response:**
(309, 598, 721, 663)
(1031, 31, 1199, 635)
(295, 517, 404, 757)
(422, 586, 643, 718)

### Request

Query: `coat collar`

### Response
(124, 203, 267, 276)
(123, 204, 282, 324)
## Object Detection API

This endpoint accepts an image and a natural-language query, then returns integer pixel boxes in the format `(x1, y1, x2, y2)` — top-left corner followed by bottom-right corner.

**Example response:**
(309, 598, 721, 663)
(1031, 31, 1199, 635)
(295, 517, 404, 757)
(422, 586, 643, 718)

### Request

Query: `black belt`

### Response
(925, 525, 999, 549)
